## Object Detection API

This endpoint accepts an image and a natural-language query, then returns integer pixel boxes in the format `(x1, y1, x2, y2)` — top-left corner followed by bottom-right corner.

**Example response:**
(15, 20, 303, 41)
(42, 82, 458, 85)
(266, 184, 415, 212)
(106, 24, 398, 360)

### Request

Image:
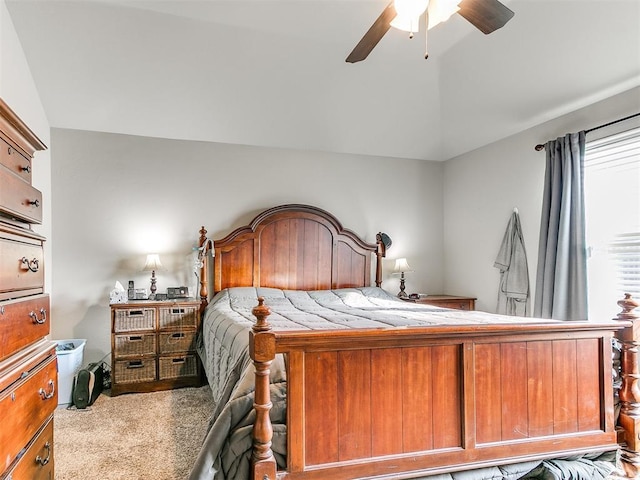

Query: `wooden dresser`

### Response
(110, 299, 202, 395)
(0, 99, 55, 480)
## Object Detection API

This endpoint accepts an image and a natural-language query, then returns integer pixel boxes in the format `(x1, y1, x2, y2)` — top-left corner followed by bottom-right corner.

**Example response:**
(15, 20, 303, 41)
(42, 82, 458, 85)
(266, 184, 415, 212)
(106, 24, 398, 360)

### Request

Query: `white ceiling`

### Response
(6, 0, 640, 160)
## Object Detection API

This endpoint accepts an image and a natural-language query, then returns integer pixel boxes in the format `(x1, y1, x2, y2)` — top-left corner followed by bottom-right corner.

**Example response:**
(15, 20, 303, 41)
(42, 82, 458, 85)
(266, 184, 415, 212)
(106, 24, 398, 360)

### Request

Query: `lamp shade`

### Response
(143, 254, 163, 271)
(393, 257, 413, 273)
(426, 0, 461, 29)
(390, 0, 462, 32)
(394, 0, 429, 19)
(391, 0, 428, 32)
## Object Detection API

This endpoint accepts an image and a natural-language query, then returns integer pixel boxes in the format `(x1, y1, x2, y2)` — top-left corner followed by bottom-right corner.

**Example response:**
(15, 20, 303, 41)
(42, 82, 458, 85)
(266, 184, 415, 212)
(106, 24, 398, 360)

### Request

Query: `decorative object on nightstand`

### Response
(393, 257, 413, 298)
(109, 281, 128, 304)
(143, 254, 163, 298)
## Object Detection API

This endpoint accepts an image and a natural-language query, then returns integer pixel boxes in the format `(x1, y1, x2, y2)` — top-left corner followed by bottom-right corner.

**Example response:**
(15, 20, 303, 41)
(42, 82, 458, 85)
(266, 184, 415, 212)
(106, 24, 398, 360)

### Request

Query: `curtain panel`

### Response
(534, 131, 588, 320)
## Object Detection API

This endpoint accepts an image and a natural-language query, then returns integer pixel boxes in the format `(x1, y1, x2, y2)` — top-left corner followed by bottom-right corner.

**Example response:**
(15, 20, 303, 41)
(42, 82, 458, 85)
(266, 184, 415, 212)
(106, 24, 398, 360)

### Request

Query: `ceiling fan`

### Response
(346, 0, 514, 63)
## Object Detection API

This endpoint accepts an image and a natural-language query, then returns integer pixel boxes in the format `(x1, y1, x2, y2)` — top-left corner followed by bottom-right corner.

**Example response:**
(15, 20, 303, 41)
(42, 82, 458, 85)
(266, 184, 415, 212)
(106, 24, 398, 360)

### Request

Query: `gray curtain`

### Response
(534, 131, 588, 320)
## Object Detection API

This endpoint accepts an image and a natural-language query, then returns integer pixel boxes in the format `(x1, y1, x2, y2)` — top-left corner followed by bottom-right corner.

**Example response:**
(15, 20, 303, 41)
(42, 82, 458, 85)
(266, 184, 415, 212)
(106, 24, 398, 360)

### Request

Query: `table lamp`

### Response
(393, 257, 413, 298)
(143, 254, 163, 298)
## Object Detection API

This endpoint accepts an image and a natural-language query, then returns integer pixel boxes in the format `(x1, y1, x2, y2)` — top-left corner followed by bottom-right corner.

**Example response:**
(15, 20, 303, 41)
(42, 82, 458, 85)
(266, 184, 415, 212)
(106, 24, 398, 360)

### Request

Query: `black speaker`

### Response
(72, 362, 104, 409)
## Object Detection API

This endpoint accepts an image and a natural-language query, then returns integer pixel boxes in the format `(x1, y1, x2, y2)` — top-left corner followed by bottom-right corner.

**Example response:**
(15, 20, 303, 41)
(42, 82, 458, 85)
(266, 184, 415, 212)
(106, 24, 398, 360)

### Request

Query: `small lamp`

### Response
(393, 257, 413, 299)
(143, 254, 163, 298)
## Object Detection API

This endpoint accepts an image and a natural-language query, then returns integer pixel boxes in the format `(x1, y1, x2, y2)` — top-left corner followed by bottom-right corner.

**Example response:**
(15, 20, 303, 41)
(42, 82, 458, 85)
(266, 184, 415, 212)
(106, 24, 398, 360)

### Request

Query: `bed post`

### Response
(615, 293, 640, 478)
(375, 232, 387, 287)
(198, 226, 213, 313)
(250, 297, 277, 480)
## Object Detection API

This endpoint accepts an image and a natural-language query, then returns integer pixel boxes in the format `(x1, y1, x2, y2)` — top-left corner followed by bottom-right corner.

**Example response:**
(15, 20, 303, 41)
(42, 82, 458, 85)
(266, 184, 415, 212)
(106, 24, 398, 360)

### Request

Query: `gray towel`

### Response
(494, 211, 530, 316)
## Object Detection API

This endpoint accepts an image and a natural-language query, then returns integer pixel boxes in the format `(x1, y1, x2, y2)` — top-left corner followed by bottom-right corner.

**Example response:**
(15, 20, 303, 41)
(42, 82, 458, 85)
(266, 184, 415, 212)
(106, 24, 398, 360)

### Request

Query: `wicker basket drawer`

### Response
(113, 308, 155, 332)
(159, 305, 198, 329)
(114, 358, 156, 384)
(114, 333, 156, 358)
(158, 331, 196, 354)
(159, 354, 198, 380)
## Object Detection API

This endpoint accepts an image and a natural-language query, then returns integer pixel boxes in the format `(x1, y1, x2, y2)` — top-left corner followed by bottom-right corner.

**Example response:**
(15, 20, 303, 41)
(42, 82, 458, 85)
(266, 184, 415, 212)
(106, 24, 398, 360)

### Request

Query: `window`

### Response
(585, 126, 640, 321)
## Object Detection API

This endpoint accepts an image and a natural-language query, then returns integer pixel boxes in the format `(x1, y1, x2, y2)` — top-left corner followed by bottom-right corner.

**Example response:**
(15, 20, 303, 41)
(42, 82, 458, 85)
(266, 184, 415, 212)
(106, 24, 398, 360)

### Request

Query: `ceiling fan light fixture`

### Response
(390, 15, 422, 33)
(393, 0, 429, 19)
(391, 0, 429, 33)
(390, 0, 461, 34)
(426, 0, 462, 29)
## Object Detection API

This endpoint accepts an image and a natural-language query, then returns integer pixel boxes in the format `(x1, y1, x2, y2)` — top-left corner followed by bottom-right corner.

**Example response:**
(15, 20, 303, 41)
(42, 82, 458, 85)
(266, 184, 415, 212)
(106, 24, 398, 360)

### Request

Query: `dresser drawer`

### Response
(0, 353, 57, 473)
(414, 296, 476, 311)
(159, 354, 199, 380)
(0, 166, 42, 225)
(0, 294, 50, 362)
(429, 300, 474, 310)
(4, 417, 54, 480)
(114, 333, 156, 358)
(159, 305, 198, 329)
(158, 331, 197, 354)
(0, 236, 44, 299)
(114, 357, 156, 384)
(113, 307, 155, 333)
(0, 136, 31, 185)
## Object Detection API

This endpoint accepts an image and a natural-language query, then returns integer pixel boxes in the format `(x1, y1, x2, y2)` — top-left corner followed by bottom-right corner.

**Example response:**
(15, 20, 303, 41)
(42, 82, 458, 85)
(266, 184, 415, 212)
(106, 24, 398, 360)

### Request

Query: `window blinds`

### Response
(609, 232, 640, 298)
(585, 126, 640, 299)
(585, 126, 640, 171)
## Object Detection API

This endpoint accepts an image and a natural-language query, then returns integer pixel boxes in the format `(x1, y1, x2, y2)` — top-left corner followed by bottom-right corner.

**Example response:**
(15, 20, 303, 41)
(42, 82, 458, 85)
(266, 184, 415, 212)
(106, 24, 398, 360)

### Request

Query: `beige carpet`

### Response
(54, 386, 214, 480)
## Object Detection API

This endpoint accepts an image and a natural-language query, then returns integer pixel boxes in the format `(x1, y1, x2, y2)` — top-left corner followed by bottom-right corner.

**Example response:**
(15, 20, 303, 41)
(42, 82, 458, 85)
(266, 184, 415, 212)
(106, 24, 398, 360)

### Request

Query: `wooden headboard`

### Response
(198, 204, 387, 305)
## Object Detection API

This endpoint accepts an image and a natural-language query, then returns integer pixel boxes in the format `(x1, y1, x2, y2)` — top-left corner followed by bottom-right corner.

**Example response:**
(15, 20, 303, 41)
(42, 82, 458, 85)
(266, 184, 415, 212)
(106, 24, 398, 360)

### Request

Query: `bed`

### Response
(189, 203, 640, 480)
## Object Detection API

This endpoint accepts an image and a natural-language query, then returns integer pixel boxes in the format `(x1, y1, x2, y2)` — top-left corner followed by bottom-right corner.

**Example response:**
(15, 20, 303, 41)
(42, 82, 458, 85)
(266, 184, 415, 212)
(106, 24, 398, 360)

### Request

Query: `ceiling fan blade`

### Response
(346, 2, 396, 63)
(457, 0, 514, 35)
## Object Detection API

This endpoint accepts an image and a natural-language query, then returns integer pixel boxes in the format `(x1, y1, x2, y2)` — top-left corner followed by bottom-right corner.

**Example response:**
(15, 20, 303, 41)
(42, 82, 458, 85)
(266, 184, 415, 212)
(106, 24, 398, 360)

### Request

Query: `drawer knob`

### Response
(35, 441, 51, 466)
(38, 379, 55, 400)
(21, 164, 31, 173)
(28, 199, 40, 207)
(21, 257, 40, 272)
(30, 308, 47, 325)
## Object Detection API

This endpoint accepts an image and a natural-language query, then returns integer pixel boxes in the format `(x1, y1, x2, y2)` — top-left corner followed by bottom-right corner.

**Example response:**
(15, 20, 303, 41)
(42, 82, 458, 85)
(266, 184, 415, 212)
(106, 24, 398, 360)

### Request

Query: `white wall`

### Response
(443, 86, 640, 314)
(50, 129, 444, 362)
(0, 2, 52, 297)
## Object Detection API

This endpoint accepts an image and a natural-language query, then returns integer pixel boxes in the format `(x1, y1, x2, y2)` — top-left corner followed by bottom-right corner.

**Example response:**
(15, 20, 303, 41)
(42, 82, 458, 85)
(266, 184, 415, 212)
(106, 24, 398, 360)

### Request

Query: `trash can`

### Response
(55, 339, 86, 406)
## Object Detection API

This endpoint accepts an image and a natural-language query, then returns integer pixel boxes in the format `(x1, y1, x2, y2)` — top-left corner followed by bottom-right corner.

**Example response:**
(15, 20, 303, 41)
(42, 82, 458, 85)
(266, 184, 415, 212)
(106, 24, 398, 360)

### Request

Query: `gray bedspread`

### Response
(188, 287, 617, 480)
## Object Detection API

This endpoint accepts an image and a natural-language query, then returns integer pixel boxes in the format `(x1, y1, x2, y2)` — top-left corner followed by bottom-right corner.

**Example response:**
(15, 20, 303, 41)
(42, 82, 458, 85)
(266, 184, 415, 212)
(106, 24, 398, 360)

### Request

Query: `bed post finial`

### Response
(615, 293, 640, 478)
(250, 297, 277, 480)
(375, 232, 390, 287)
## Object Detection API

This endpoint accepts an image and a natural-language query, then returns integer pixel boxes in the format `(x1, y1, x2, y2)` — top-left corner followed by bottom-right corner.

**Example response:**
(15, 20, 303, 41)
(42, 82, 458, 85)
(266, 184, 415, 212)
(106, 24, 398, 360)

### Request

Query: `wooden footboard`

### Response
(249, 297, 635, 480)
